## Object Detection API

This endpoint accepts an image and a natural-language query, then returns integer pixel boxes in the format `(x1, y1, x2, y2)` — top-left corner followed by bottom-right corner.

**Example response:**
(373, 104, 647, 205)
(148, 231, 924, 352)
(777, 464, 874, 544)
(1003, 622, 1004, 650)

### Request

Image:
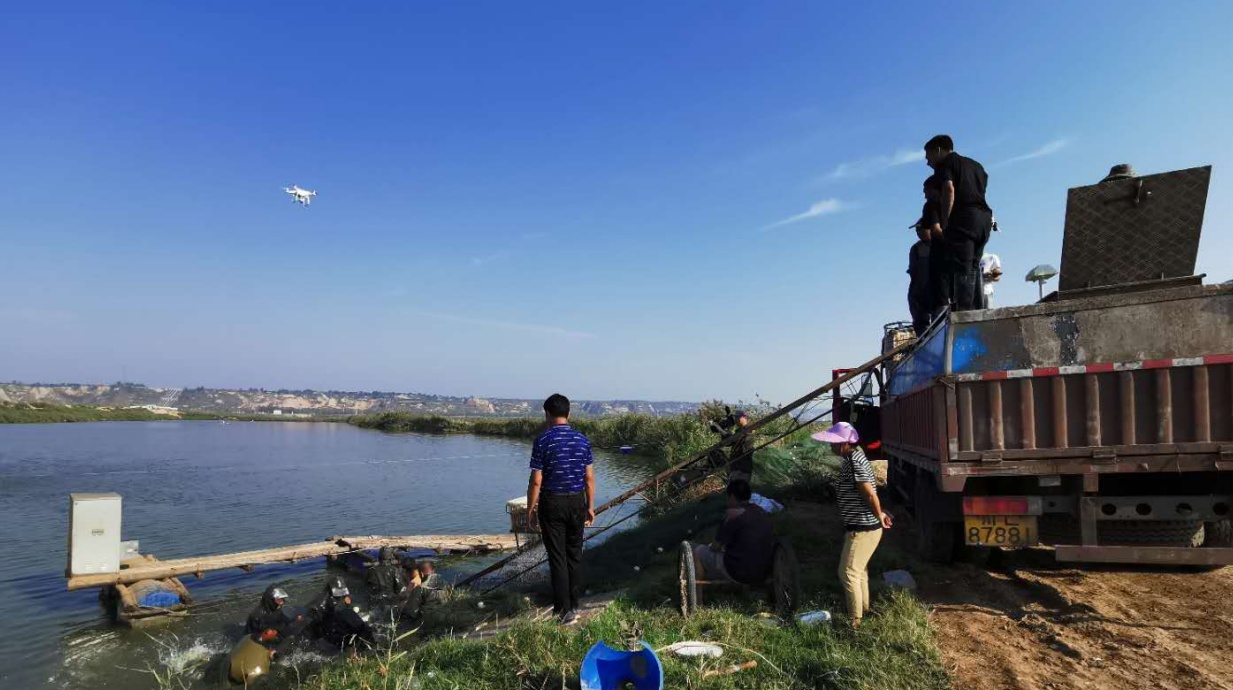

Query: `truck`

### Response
(876, 164, 1233, 566)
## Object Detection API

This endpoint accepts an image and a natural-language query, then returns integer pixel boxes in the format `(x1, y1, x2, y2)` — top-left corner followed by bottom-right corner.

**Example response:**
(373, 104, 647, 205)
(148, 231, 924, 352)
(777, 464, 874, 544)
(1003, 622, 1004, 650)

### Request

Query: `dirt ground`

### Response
(890, 529, 1233, 690)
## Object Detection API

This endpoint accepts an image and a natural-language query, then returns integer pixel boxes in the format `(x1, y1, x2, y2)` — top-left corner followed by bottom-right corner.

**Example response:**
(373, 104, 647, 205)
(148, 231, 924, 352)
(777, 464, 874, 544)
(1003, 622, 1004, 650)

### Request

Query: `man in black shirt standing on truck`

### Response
(908, 176, 940, 335)
(924, 134, 992, 314)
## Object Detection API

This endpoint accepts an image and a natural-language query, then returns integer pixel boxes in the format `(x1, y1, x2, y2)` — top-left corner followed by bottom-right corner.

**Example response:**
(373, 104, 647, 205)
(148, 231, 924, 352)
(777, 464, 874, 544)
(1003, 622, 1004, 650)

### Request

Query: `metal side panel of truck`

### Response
(879, 165, 1232, 565)
(881, 282, 1233, 565)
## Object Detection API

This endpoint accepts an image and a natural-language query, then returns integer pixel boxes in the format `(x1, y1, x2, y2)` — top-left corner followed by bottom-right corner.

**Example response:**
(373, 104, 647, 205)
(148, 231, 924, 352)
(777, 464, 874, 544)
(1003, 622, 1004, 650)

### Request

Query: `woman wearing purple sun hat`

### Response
(812, 421, 893, 628)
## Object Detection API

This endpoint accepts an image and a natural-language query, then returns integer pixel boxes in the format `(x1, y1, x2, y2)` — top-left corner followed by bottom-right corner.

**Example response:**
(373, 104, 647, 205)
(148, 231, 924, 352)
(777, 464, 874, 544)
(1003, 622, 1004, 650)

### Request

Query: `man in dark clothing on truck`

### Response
(924, 134, 992, 314)
(908, 176, 939, 335)
(691, 479, 775, 588)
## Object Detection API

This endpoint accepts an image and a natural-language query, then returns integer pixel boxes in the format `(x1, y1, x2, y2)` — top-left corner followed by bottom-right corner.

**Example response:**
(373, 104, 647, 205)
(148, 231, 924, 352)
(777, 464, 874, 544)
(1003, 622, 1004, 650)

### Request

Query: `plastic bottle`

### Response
(795, 610, 832, 625)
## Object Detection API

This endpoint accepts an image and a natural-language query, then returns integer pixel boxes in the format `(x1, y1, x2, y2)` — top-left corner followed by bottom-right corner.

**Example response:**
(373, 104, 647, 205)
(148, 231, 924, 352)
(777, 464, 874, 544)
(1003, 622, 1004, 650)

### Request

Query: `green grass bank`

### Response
(305, 444, 950, 690)
(349, 404, 812, 473)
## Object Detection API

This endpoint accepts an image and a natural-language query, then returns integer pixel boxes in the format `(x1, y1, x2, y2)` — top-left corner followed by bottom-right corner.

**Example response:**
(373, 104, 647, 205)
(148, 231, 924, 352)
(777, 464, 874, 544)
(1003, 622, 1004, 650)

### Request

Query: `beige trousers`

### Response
(838, 528, 883, 621)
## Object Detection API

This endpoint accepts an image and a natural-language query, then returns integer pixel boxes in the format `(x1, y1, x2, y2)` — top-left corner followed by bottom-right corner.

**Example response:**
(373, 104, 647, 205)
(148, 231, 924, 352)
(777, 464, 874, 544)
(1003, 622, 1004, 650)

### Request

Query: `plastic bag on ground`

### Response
(749, 493, 783, 514)
(662, 641, 723, 658)
(883, 569, 917, 591)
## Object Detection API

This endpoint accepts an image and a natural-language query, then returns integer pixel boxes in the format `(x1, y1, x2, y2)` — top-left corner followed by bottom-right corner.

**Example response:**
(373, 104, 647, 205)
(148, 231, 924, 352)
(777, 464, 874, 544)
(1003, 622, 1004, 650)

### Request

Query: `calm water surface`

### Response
(0, 421, 653, 689)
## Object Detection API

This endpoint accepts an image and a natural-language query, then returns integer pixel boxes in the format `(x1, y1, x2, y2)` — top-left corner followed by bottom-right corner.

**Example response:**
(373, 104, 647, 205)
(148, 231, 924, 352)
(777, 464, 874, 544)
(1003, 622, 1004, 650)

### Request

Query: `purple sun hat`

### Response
(811, 421, 859, 444)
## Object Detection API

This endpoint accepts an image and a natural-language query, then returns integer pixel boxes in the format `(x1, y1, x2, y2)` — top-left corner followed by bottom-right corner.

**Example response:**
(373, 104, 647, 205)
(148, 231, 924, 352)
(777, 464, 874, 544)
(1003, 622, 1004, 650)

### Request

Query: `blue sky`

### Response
(2, 2, 1231, 403)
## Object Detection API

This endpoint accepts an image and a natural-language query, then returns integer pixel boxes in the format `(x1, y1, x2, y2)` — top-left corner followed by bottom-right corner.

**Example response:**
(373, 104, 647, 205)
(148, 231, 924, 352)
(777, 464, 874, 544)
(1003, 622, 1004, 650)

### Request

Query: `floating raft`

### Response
(67, 534, 517, 591)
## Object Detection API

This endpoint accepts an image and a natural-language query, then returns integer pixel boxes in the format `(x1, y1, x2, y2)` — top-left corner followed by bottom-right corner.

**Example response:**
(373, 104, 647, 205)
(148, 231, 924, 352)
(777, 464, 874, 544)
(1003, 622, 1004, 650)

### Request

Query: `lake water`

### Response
(0, 421, 654, 689)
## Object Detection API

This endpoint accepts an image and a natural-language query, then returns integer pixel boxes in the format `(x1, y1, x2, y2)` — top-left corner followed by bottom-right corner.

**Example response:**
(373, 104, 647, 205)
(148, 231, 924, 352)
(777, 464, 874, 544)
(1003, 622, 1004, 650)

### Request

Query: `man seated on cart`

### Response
(691, 479, 776, 586)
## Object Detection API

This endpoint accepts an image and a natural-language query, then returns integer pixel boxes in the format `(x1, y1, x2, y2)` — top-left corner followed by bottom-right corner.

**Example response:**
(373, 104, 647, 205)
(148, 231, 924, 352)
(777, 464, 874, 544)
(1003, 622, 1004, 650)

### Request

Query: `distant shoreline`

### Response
(0, 403, 347, 425)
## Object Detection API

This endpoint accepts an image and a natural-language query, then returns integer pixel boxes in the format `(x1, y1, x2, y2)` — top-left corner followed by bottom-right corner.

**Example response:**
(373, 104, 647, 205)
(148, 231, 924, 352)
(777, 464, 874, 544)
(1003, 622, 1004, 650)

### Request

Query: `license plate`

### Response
(963, 515, 1039, 547)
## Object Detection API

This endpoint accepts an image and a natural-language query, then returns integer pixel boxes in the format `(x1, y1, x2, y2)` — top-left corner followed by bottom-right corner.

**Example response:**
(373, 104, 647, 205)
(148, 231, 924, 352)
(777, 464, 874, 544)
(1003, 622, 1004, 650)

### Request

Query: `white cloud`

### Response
(761, 198, 848, 230)
(993, 138, 1069, 168)
(407, 309, 597, 339)
(821, 147, 924, 182)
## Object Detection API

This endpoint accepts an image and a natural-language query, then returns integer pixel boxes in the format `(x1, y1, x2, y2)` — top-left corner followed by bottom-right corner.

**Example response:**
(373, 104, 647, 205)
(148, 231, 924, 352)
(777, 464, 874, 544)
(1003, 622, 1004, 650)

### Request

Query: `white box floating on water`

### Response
(67, 493, 122, 576)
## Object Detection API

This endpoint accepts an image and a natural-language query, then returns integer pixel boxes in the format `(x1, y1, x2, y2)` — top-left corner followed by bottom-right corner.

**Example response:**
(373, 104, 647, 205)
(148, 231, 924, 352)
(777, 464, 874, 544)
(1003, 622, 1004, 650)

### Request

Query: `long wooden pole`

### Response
(458, 340, 912, 588)
(67, 534, 517, 590)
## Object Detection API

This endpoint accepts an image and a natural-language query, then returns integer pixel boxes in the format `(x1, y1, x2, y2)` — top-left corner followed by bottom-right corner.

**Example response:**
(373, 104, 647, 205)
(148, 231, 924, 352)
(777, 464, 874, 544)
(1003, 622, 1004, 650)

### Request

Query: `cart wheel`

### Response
(770, 539, 802, 618)
(678, 541, 697, 618)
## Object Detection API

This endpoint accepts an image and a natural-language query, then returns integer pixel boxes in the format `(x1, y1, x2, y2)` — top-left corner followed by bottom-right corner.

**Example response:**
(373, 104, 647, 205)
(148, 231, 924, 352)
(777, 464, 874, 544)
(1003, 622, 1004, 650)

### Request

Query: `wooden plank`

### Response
(67, 534, 517, 590)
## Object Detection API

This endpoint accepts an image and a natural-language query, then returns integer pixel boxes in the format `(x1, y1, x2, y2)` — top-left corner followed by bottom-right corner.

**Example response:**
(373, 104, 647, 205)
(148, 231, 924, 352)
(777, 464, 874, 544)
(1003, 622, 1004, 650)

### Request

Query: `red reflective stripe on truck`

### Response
(962, 496, 1042, 516)
(952, 354, 1233, 383)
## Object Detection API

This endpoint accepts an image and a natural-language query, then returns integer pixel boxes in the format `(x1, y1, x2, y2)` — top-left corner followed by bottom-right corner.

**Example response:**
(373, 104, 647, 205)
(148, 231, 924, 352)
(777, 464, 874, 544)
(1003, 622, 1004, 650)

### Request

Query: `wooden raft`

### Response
(67, 534, 517, 591)
(108, 554, 195, 626)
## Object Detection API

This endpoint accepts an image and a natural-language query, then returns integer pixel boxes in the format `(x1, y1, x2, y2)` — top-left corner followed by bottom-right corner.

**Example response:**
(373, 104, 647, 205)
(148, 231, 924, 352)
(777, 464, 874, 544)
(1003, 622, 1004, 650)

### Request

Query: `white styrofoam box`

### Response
(68, 493, 122, 576)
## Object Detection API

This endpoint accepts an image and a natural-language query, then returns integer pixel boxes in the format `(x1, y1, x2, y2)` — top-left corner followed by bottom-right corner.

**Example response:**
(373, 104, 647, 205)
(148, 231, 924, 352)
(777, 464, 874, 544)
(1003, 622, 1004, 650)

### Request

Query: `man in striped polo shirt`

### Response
(813, 421, 892, 627)
(526, 393, 595, 625)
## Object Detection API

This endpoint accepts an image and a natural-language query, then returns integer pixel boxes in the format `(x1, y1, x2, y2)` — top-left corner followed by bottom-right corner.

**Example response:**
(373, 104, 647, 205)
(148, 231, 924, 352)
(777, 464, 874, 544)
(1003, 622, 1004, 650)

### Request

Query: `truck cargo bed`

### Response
(884, 282, 1233, 491)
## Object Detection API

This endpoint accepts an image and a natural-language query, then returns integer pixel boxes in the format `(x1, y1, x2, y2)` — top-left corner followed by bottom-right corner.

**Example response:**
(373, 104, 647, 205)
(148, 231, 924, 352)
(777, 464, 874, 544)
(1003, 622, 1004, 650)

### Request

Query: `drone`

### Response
(283, 184, 317, 206)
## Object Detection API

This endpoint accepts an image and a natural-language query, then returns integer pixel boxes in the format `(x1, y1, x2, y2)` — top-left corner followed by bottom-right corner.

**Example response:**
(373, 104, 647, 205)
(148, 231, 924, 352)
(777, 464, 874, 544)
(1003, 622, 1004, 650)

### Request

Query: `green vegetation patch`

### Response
(308, 591, 944, 690)
(306, 450, 947, 690)
(351, 402, 810, 473)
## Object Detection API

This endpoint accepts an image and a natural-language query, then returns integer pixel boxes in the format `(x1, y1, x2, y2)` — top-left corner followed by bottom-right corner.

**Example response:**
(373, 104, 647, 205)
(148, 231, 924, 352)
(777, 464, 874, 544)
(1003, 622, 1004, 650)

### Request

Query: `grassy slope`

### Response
(0, 402, 174, 423)
(307, 444, 950, 690)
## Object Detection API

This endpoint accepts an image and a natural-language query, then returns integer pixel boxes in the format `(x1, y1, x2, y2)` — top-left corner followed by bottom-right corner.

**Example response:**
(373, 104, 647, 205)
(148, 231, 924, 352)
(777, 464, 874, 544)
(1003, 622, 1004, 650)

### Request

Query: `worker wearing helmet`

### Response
(307, 575, 373, 650)
(245, 584, 291, 635)
(366, 547, 409, 599)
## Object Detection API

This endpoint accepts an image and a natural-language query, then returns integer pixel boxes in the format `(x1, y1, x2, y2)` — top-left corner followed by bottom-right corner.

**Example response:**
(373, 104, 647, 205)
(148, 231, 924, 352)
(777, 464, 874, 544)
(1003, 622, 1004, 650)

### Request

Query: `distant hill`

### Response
(0, 382, 698, 418)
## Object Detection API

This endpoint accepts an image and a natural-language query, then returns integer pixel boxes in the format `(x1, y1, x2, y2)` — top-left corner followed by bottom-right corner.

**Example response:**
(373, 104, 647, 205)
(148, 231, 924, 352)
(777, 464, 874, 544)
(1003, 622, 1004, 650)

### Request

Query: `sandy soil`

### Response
(894, 533, 1233, 690)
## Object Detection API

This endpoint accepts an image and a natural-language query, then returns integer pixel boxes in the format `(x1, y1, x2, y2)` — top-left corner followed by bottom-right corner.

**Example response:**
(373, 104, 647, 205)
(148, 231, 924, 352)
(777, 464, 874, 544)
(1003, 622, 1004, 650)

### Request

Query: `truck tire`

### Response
(913, 483, 956, 563)
(1100, 520, 1205, 547)
(917, 518, 958, 563)
(1188, 520, 1233, 571)
(1202, 520, 1233, 548)
(1039, 517, 1204, 547)
(887, 457, 914, 507)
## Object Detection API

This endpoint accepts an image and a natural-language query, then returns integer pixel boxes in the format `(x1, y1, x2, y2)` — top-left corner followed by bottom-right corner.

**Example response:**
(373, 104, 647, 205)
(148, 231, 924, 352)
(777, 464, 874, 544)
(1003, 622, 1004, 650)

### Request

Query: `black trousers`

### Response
(908, 288, 931, 335)
(539, 492, 586, 614)
(930, 212, 992, 316)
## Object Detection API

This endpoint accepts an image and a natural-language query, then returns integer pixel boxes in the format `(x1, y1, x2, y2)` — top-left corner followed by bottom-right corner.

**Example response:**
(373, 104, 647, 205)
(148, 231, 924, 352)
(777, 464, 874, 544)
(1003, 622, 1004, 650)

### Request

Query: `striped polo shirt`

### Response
(836, 447, 880, 529)
(530, 423, 593, 495)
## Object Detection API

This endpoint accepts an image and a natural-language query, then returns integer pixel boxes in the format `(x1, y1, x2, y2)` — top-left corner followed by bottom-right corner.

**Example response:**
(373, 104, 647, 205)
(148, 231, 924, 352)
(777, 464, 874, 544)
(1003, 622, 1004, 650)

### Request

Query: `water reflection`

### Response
(0, 421, 653, 689)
